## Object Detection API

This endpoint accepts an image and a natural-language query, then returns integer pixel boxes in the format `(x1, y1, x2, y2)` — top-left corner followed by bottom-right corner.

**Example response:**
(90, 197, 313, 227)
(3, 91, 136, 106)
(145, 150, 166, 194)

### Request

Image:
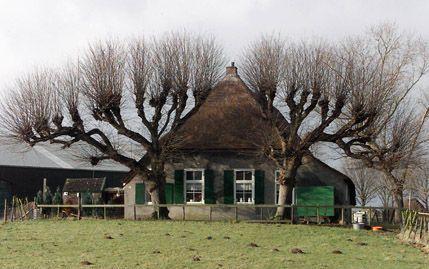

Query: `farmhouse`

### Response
(124, 64, 356, 220)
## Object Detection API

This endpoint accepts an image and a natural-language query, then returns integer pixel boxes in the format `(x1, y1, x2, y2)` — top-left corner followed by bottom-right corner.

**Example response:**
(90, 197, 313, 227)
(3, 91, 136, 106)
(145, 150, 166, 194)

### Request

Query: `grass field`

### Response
(0, 220, 427, 269)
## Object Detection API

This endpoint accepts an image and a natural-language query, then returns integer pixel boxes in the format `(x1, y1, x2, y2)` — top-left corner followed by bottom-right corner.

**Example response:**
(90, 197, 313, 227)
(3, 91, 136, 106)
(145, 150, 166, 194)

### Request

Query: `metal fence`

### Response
(26, 204, 403, 225)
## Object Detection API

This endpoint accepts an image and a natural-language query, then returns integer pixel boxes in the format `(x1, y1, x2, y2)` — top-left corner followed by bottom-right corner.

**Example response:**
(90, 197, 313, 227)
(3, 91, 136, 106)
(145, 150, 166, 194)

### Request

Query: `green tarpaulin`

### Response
(295, 186, 335, 217)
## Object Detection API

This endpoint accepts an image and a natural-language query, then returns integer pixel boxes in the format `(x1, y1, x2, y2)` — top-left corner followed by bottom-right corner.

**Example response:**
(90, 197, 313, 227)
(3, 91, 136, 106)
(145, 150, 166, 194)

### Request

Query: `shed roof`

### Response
(0, 140, 129, 172)
(62, 177, 106, 193)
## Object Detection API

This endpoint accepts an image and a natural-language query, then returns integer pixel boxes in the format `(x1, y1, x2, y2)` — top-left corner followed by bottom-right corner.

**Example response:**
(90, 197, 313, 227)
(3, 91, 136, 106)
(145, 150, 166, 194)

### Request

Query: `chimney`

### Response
(226, 62, 238, 76)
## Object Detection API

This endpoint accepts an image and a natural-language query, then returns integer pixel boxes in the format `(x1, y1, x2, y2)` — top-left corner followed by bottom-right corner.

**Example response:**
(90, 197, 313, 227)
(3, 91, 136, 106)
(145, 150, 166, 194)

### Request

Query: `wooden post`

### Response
(57, 205, 60, 218)
(43, 178, 47, 195)
(235, 206, 238, 221)
(19, 198, 23, 220)
(209, 206, 212, 221)
(260, 207, 263, 220)
(291, 205, 295, 224)
(77, 193, 81, 220)
(3, 199, 7, 223)
(418, 216, 424, 239)
(341, 207, 345, 225)
(182, 205, 185, 221)
(368, 207, 372, 226)
(157, 206, 160, 219)
(133, 205, 136, 220)
(104, 206, 107, 220)
(424, 216, 429, 233)
(316, 206, 320, 224)
(11, 196, 15, 222)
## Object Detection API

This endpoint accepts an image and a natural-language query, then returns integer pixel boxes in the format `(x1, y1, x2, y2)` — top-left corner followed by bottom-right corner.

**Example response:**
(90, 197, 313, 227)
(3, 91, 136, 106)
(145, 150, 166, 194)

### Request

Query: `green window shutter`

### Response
(174, 170, 184, 204)
(135, 183, 145, 204)
(204, 170, 215, 204)
(254, 170, 265, 204)
(165, 183, 174, 204)
(224, 170, 234, 204)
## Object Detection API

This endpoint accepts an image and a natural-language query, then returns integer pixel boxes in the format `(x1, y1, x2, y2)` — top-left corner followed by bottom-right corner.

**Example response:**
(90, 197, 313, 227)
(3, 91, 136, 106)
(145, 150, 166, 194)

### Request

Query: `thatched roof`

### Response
(175, 64, 277, 150)
(63, 177, 106, 193)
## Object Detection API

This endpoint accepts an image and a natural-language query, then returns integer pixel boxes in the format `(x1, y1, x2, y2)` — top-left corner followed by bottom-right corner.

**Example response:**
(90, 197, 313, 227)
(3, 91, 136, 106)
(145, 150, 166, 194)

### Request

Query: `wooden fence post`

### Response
(209, 206, 212, 221)
(133, 205, 136, 220)
(104, 206, 107, 220)
(341, 207, 345, 225)
(182, 205, 185, 221)
(11, 197, 15, 222)
(3, 199, 7, 223)
(77, 194, 81, 220)
(368, 207, 372, 226)
(316, 206, 320, 224)
(235, 206, 238, 221)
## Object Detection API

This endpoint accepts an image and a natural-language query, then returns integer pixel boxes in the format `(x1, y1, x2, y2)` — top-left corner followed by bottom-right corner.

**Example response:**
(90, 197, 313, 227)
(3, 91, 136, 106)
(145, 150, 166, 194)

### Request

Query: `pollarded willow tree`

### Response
(0, 33, 225, 218)
(334, 25, 429, 223)
(241, 24, 428, 219)
(339, 104, 429, 222)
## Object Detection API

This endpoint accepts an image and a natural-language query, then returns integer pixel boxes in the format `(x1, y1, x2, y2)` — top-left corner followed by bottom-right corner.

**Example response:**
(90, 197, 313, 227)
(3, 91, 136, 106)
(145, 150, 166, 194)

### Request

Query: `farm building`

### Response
(124, 64, 356, 220)
(0, 141, 128, 212)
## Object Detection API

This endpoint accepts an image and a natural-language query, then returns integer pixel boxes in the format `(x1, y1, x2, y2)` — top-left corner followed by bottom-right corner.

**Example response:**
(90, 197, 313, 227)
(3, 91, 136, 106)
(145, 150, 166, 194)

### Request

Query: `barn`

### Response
(0, 141, 128, 212)
(124, 64, 356, 220)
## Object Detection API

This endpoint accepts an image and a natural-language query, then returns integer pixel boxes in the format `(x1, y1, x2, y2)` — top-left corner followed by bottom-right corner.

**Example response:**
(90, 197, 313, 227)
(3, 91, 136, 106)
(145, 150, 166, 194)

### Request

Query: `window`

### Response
(234, 169, 254, 204)
(275, 170, 280, 204)
(185, 169, 204, 203)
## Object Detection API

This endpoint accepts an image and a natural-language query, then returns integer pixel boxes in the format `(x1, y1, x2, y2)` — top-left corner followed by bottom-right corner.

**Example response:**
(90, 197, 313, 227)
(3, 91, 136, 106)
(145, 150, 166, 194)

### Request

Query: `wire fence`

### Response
(15, 203, 404, 225)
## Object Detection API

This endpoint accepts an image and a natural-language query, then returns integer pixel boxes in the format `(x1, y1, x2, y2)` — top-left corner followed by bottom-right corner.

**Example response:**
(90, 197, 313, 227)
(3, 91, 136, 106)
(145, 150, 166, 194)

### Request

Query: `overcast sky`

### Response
(0, 0, 428, 92)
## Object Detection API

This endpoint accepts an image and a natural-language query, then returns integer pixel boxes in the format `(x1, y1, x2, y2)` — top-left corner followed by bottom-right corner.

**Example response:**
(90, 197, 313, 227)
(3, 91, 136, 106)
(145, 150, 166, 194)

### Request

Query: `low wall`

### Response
(125, 205, 278, 221)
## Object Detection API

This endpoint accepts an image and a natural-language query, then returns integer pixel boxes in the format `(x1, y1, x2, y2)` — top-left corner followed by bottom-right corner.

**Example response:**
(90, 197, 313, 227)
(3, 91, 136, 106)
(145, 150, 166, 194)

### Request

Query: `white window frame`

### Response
(184, 168, 205, 204)
(234, 169, 255, 204)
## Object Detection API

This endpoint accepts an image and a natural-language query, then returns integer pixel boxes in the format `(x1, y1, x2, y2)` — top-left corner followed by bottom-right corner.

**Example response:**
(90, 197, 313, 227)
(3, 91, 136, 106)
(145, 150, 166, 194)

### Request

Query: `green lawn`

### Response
(0, 220, 427, 269)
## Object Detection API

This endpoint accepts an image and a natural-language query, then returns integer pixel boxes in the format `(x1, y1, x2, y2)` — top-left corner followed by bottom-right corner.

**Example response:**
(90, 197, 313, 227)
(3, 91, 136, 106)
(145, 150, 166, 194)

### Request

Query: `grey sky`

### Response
(0, 0, 428, 92)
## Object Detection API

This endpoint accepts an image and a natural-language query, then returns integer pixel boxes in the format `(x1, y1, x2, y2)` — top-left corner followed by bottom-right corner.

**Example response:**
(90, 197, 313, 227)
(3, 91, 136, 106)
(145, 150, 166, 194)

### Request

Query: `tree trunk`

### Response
(147, 158, 170, 219)
(383, 171, 404, 224)
(275, 156, 301, 220)
(392, 187, 404, 224)
(147, 181, 170, 219)
(276, 179, 294, 219)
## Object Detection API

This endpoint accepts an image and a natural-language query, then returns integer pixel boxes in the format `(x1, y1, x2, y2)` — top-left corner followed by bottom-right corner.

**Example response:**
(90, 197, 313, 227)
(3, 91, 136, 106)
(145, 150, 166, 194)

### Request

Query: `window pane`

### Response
(236, 190, 244, 203)
(244, 171, 252, 181)
(187, 183, 202, 191)
(193, 192, 202, 202)
(186, 182, 203, 202)
(194, 171, 202, 181)
(236, 183, 253, 203)
(186, 171, 194, 181)
(236, 171, 243, 181)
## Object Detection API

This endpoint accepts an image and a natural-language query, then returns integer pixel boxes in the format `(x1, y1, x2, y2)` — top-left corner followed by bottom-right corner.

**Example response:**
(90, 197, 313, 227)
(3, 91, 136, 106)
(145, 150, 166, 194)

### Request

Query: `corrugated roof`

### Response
(0, 140, 130, 172)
